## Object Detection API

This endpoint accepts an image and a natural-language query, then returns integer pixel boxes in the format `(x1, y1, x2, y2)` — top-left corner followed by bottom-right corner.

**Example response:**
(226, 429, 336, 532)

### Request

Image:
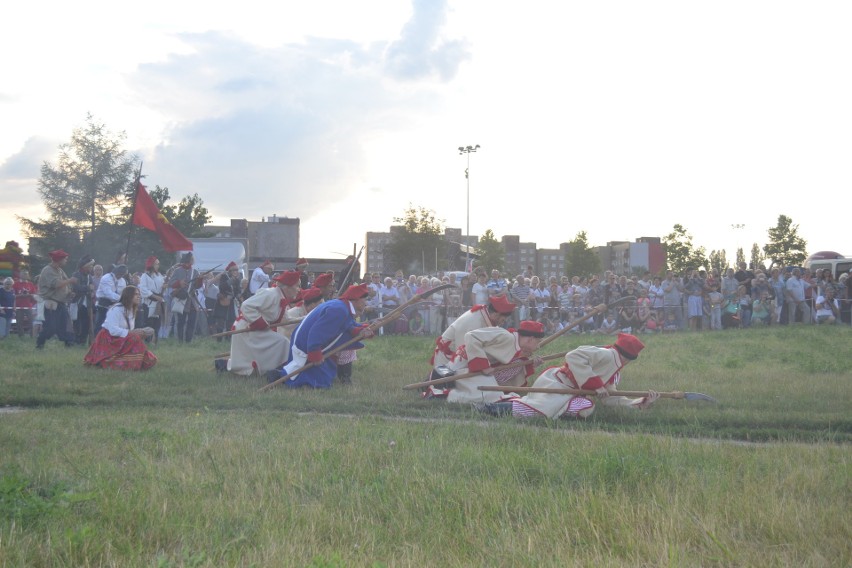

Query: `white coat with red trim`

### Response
(510, 345, 645, 419)
(445, 327, 534, 405)
(430, 305, 495, 368)
(227, 287, 291, 376)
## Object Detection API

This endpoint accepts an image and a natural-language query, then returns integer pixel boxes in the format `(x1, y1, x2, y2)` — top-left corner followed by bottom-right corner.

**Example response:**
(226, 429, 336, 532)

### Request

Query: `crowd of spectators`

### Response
(7, 256, 850, 345)
(354, 263, 852, 336)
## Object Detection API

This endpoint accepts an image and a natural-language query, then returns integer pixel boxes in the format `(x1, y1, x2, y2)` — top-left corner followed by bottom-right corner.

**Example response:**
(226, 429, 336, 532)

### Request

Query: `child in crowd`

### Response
(663, 311, 679, 333)
(408, 310, 425, 336)
(707, 285, 723, 330)
(598, 311, 618, 335)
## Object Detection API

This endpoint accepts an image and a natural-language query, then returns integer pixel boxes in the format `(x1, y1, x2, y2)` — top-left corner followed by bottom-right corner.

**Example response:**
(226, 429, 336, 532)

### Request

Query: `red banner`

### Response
(131, 181, 193, 252)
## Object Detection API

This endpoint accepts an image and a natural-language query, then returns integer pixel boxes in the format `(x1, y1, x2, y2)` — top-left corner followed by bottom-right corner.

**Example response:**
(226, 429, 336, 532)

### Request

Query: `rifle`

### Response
(183, 263, 223, 312)
(337, 245, 365, 296)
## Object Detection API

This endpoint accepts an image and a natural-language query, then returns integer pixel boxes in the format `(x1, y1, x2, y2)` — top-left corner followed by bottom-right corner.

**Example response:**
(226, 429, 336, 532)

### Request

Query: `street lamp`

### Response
(458, 144, 480, 272)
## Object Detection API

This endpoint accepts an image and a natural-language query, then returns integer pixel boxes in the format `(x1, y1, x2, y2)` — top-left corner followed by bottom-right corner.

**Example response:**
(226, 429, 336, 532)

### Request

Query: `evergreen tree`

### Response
(20, 115, 137, 260)
(564, 230, 601, 278)
(474, 230, 505, 273)
(763, 214, 807, 267)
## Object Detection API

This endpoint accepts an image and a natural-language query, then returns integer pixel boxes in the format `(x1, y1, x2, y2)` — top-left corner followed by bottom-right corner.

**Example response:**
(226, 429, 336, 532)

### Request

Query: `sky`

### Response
(1, 0, 850, 264)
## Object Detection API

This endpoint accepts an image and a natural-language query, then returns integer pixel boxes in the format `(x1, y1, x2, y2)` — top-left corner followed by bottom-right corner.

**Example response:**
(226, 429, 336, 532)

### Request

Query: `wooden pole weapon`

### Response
(209, 316, 305, 338)
(260, 283, 458, 392)
(478, 385, 717, 402)
(402, 296, 635, 391)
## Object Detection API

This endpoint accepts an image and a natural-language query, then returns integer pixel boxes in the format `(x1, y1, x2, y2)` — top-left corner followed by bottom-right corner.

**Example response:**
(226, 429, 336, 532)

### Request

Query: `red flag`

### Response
(131, 181, 194, 252)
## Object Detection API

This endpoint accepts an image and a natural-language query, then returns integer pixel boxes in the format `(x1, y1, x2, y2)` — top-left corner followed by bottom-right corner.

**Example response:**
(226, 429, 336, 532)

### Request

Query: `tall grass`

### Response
(0, 326, 850, 566)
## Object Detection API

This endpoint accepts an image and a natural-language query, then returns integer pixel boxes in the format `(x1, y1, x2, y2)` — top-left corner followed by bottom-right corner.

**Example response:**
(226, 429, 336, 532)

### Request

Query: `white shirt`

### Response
(533, 287, 550, 308)
(96, 272, 126, 302)
(380, 284, 400, 307)
(472, 282, 489, 305)
(250, 267, 270, 294)
(103, 304, 136, 338)
(139, 272, 164, 302)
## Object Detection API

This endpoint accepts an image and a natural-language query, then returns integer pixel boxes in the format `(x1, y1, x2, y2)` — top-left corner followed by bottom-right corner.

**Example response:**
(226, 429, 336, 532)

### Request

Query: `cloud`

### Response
(0, 136, 58, 207)
(384, 0, 470, 81)
(128, 1, 467, 221)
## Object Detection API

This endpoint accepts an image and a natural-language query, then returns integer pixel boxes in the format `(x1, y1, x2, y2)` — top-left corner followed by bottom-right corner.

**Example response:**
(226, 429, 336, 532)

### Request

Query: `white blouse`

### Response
(103, 304, 136, 338)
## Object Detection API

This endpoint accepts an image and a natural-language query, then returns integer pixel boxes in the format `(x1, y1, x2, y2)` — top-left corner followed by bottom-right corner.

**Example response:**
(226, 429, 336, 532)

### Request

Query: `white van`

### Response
(804, 253, 852, 279)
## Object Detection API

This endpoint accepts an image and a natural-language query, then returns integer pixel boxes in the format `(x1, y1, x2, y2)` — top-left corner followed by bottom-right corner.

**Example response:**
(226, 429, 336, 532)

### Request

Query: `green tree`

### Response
(474, 229, 505, 274)
(20, 115, 138, 260)
(564, 230, 601, 278)
(708, 249, 728, 274)
(662, 224, 708, 275)
(763, 215, 807, 267)
(385, 205, 447, 274)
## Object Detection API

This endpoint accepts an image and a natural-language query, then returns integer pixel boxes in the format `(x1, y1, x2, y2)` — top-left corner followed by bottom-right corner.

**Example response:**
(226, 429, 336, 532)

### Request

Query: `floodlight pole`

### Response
(458, 144, 480, 272)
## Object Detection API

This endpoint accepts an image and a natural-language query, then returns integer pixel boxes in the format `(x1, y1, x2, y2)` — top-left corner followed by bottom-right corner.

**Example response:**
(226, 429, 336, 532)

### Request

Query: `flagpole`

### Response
(125, 162, 143, 265)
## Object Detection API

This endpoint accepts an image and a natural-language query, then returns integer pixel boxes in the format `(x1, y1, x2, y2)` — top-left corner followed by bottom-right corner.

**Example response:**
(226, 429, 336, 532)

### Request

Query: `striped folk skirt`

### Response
(84, 329, 158, 371)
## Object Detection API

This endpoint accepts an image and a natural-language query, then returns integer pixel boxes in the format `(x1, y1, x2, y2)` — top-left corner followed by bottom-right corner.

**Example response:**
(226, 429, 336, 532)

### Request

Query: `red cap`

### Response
(301, 287, 324, 304)
(313, 273, 333, 288)
(272, 270, 301, 286)
(517, 320, 545, 337)
(488, 294, 516, 315)
(48, 250, 69, 262)
(340, 283, 370, 301)
(145, 256, 158, 269)
(296, 258, 308, 266)
(613, 332, 645, 360)
(226, 261, 238, 271)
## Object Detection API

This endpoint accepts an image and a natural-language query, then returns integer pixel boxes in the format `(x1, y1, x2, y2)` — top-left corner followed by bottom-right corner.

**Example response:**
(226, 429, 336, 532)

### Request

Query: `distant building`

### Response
(364, 224, 667, 277)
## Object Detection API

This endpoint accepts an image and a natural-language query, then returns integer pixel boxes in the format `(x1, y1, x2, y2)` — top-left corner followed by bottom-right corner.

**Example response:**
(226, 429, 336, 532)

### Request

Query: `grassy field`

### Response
(0, 326, 850, 567)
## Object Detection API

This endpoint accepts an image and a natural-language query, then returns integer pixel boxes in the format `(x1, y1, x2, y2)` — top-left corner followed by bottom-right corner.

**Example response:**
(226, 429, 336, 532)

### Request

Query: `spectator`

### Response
(662, 271, 684, 330)
(721, 289, 741, 329)
(12, 269, 37, 338)
(751, 290, 773, 326)
(737, 285, 753, 328)
(531, 276, 550, 321)
(471, 272, 489, 306)
(0, 278, 14, 339)
(364, 273, 382, 321)
(785, 268, 810, 324)
(487, 269, 508, 298)
(459, 275, 472, 310)
(734, 262, 754, 296)
(511, 274, 532, 323)
(648, 276, 665, 319)
(815, 287, 840, 325)
(770, 267, 787, 324)
(721, 268, 739, 300)
(707, 283, 723, 330)
(597, 311, 618, 335)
